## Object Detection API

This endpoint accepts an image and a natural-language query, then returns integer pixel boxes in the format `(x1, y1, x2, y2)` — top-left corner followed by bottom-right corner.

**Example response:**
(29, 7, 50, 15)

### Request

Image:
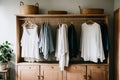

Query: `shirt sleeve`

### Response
(20, 25, 25, 47)
(96, 23, 105, 62)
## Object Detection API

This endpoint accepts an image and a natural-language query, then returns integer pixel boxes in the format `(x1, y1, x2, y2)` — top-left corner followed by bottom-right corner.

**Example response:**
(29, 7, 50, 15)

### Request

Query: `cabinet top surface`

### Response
(16, 14, 109, 18)
(16, 62, 109, 66)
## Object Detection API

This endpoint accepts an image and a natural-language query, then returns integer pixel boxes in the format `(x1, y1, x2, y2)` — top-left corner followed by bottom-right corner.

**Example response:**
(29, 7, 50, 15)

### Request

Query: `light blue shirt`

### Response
(39, 23, 54, 60)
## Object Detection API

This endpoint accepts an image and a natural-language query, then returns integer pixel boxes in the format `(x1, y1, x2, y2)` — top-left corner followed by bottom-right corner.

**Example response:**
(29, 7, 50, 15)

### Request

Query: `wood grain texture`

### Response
(114, 8, 120, 80)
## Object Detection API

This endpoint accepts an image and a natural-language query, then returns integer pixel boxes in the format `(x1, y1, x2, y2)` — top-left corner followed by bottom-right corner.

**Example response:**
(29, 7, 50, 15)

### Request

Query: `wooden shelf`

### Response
(16, 13, 109, 64)
(16, 62, 109, 66)
(16, 14, 109, 18)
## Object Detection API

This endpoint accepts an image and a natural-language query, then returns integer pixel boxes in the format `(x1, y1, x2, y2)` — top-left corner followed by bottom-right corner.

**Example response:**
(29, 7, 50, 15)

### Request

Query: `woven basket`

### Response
(79, 6, 104, 14)
(20, 1, 39, 14)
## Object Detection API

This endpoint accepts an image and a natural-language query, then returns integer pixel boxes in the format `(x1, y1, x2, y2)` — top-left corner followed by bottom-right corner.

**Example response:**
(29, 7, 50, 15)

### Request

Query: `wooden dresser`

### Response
(16, 14, 109, 80)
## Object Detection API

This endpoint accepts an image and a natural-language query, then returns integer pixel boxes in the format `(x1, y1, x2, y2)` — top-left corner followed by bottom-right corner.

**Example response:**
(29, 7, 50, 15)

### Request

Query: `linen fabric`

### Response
(21, 23, 40, 62)
(80, 22, 105, 63)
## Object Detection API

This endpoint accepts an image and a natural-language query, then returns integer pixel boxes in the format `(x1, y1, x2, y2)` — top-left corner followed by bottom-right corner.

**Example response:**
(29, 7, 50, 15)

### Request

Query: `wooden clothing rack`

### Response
(16, 14, 109, 24)
(16, 14, 109, 80)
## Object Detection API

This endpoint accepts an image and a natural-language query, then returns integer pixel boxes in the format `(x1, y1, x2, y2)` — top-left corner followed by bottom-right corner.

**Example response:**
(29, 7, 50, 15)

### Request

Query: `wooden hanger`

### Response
(86, 20, 94, 24)
(24, 20, 34, 29)
(24, 20, 28, 25)
(70, 21, 73, 25)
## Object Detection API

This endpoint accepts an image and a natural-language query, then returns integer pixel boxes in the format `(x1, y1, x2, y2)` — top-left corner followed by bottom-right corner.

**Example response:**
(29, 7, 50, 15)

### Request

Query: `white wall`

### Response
(0, 0, 114, 80)
(114, 0, 120, 10)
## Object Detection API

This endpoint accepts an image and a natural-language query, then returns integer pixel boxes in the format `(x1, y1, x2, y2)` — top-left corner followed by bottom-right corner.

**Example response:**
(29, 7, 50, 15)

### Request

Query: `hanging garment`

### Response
(68, 24, 78, 59)
(39, 23, 54, 60)
(99, 23, 110, 59)
(80, 22, 105, 63)
(21, 23, 40, 62)
(55, 24, 69, 71)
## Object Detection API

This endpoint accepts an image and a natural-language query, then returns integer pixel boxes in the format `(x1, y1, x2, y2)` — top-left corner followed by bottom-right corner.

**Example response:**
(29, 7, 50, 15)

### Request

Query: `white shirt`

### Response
(80, 22, 105, 63)
(21, 23, 40, 62)
(55, 24, 69, 71)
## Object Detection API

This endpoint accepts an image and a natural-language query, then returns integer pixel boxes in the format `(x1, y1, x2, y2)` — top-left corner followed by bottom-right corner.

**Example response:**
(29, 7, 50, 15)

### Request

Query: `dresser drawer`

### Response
(66, 65, 86, 71)
(41, 65, 59, 70)
(18, 65, 39, 70)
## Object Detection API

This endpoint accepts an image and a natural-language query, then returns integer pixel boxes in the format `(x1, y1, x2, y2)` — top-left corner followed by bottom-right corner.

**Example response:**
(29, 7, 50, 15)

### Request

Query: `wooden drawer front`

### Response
(63, 65, 86, 80)
(66, 65, 86, 71)
(19, 65, 39, 70)
(42, 65, 59, 70)
(87, 65, 108, 80)
(88, 65, 108, 71)
(18, 65, 40, 80)
(41, 65, 62, 80)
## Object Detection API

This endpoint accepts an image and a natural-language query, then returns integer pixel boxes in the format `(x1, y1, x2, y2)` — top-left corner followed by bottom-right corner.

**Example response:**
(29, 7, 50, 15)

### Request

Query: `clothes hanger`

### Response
(46, 19, 49, 24)
(24, 20, 28, 25)
(86, 20, 94, 24)
(70, 21, 74, 25)
(58, 18, 62, 28)
(68, 21, 73, 27)
(24, 19, 34, 29)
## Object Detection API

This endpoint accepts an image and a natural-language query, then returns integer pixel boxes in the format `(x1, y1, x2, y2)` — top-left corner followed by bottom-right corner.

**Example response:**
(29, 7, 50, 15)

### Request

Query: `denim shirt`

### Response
(39, 23, 54, 60)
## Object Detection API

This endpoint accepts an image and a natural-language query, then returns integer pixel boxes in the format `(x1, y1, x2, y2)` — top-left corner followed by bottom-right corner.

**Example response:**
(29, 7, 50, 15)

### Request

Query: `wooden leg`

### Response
(4, 72, 7, 80)
(6, 69, 9, 80)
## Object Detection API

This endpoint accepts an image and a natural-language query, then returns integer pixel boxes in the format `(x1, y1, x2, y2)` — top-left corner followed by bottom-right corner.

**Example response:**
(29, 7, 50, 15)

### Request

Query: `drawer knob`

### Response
(51, 66, 54, 69)
(84, 75, 87, 79)
(38, 75, 40, 80)
(88, 75, 92, 80)
(74, 66, 77, 69)
(40, 76, 44, 80)
(97, 66, 101, 68)
(29, 67, 31, 69)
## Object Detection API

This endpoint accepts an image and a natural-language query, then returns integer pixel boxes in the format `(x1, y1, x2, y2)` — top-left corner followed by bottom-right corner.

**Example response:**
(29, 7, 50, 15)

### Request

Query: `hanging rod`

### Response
(19, 17, 105, 21)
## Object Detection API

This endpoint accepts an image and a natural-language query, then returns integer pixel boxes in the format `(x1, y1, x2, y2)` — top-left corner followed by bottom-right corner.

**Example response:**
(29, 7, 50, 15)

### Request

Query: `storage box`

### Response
(79, 6, 104, 14)
(20, 1, 39, 14)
